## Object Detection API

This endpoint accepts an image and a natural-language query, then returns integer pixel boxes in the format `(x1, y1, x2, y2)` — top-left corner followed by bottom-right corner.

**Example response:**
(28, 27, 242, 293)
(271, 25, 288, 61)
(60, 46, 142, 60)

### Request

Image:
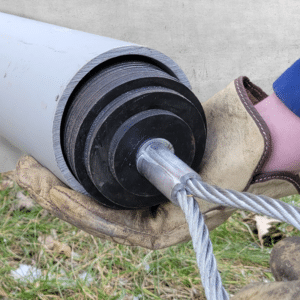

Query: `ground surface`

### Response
(0, 172, 299, 300)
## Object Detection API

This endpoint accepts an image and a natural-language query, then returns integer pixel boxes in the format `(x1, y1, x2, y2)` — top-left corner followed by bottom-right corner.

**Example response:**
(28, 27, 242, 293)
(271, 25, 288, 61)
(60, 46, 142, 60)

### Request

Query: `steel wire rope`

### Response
(175, 177, 300, 300)
(176, 189, 229, 300)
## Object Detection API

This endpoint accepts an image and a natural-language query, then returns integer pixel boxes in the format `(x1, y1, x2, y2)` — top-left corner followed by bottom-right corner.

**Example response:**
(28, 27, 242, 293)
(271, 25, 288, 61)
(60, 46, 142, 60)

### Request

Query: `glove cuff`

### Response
(234, 76, 271, 176)
(234, 76, 300, 196)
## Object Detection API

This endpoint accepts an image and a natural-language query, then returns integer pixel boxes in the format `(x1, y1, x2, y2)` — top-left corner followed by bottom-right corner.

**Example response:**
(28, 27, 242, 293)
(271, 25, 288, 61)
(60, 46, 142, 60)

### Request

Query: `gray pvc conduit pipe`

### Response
(0, 12, 191, 196)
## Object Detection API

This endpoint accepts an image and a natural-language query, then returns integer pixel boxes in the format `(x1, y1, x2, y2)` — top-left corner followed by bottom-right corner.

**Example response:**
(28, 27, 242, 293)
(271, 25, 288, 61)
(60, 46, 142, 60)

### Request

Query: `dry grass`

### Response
(0, 172, 299, 299)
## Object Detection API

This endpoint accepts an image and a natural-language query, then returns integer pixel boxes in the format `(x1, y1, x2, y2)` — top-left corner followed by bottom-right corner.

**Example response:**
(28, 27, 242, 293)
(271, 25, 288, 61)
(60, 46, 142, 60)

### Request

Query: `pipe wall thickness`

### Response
(0, 12, 191, 195)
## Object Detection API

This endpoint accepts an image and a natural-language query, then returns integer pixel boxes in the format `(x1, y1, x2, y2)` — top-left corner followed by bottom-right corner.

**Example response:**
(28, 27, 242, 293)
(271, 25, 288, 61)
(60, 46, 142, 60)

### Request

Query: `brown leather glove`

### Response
(15, 76, 300, 250)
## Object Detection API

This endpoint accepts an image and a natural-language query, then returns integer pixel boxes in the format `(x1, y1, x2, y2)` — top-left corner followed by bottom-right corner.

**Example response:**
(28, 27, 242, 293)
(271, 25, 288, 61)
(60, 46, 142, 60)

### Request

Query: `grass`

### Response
(0, 172, 300, 299)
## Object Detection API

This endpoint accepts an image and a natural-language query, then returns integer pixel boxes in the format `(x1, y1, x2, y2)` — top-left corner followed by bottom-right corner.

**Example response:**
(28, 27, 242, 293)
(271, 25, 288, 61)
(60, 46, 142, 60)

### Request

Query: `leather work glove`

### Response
(15, 76, 300, 250)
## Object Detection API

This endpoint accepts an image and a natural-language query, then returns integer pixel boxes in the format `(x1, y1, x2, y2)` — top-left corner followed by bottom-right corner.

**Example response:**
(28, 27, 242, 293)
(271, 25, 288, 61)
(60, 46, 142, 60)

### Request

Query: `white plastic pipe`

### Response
(0, 12, 191, 194)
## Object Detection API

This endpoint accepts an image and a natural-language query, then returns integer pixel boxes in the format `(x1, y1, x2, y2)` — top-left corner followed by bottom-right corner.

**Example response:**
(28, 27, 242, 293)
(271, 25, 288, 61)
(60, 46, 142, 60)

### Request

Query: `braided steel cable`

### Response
(137, 139, 300, 299)
(176, 189, 229, 300)
(187, 178, 300, 230)
(178, 176, 300, 300)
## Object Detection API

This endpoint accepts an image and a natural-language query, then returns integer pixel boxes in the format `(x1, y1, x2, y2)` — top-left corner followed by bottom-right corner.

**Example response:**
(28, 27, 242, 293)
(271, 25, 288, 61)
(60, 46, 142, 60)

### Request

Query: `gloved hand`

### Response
(15, 76, 300, 250)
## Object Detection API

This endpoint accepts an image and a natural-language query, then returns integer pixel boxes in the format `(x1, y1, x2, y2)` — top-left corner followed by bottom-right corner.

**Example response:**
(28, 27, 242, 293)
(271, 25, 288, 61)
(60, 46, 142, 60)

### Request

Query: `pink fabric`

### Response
(255, 92, 300, 174)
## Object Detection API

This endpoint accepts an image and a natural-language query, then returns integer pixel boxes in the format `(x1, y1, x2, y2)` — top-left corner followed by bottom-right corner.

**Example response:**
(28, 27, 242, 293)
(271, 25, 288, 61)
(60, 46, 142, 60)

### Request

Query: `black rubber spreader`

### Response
(61, 58, 206, 209)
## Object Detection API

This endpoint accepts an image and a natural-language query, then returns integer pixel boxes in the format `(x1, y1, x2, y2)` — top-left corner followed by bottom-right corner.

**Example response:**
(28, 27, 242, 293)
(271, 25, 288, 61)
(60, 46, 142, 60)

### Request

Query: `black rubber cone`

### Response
(61, 59, 206, 209)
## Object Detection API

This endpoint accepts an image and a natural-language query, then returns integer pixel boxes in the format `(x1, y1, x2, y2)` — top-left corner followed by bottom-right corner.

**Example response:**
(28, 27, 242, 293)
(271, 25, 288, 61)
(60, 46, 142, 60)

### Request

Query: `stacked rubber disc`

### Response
(62, 59, 206, 209)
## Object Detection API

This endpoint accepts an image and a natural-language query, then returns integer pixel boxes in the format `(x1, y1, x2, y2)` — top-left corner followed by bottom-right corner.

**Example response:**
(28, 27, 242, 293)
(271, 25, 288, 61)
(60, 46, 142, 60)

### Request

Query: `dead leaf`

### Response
(254, 215, 281, 246)
(38, 234, 72, 257)
(286, 225, 294, 232)
(52, 241, 72, 257)
(14, 191, 36, 211)
(38, 234, 55, 250)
